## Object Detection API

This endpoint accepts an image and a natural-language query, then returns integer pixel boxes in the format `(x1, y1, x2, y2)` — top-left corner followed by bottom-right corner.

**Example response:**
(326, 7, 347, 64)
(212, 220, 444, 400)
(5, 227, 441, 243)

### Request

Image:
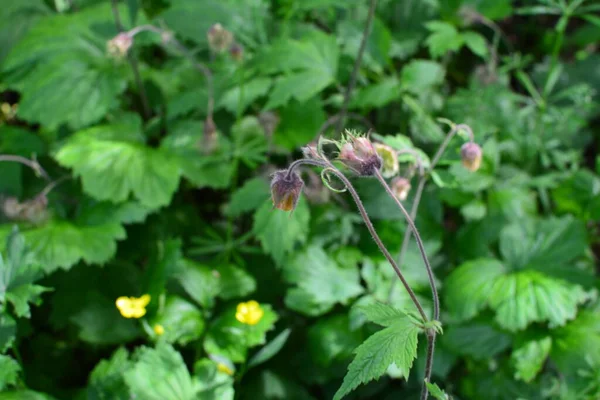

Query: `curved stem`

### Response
(374, 169, 439, 321)
(374, 168, 439, 400)
(0, 155, 50, 181)
(325, 166, 428, 322)
(335, 0, 378, 133)
(111, 0, 151, 119)
(285, 159, 328, 179)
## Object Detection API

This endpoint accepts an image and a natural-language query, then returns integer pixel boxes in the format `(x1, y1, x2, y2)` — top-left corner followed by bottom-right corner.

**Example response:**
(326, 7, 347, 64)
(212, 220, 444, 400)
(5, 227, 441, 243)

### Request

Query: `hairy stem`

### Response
(111, 0, 151, 119)
(0, 155, 50, 181)
(286, 159, 328, 179)
(388, 123, 468, 302)
(325, 166, 428, 322)
(374, 168, 439, 400)
(335, 0, 377, 133)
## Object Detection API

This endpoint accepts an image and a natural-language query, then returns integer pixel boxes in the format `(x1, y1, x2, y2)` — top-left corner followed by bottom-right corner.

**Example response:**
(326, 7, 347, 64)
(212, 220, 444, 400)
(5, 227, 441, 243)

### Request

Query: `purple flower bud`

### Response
(337, 133, 382, 176)
(229, 42, 244, 61)
(391, 177, 411, 201)
(107, 32, 133, 57)
(207, 23, 233, 53)
(460, 142, 482, 172)
(270, 170, 304, 212)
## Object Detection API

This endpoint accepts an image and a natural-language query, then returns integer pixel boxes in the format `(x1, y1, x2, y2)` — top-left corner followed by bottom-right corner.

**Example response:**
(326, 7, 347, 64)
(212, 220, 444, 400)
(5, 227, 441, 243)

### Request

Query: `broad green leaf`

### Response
(307, 315, 363, 368)
(400, 60, 445, 94)
(160, 120, 234, 189)
(225, 178, 269, 217)
(194, 359, 235, 400)
(248, 328, 292, 368)
(511, 336, 552, 382)
(217, 265, 257, 300)
(176, 259, 220, 309)
(488, 271, 587, 331)
(349, 77, 401, 109)
(88, 347, 132, 400)
(124, 343, 196, 400)
(260, 31, 338, 109)
(253, 198, 310, 265)
(56, 119, 181, 209)
(425, 381, 449, 400)
(334, 313, 419, 400)
(70, 291, 140, 345)
(552, 170, 600, 220)
(0, 227, 49, 318)
(462, 31, 488, 58)
(204, 303, 278, 363)
(2, 4, 130, 129)
(357, 302, 408, 327)
(499, 217, 587, 272)
(218, 77, 272, 115)
(0, 355, 20, 391)
(283, 246, 364, 316)
(445, 259, 505, 322)
(0, 0, 51, 63)
(551, 311, 600, 378)
(274, 98, 326, 150)
(151, 296, 205, 345)
(0, 315, 16, 352)
(424, 21, 463, 58)
(442, 323, 511, 359)
(20, 220, 126, 272)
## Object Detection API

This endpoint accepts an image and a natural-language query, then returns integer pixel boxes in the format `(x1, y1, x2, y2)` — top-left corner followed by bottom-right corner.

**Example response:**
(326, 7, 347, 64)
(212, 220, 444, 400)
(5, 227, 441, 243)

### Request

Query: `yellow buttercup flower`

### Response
(235, 300, 264, 325)
(217, 362, 234, 376)
(115, 294, 151, 318)
(153, 324, 165, 335)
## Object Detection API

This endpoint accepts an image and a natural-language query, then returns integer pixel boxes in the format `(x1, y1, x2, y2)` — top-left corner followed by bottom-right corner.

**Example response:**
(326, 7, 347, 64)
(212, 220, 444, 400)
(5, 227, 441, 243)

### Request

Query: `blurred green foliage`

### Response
(0, 0, 599, 399)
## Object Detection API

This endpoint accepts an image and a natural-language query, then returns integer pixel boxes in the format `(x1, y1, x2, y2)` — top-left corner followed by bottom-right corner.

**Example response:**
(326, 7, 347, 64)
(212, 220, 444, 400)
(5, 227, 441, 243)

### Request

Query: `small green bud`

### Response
(107, 32, 133, 58)
(374, 143, 399, 178)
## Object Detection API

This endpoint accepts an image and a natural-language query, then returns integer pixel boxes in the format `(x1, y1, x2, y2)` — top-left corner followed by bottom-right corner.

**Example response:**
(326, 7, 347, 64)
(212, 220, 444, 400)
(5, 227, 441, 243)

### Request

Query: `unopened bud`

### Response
(2, 197, 22, 219)
(207, 23, 233, 53)
(229, 42, 244, 61)
(391, 177, 411, 201)
(107, 32, 133, 58)
(460, 142, 482, 172)
(374, 143, 399, 178)
(270, 170, 304, 212)
(337, 132, 382, 176)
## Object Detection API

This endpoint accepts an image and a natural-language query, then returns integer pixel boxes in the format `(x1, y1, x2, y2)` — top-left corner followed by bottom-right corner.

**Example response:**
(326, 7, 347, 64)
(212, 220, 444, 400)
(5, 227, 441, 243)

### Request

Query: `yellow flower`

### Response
(115, 294, 151, 318)
(235, 300, 264, 325)
(153, 324, 165, 335)
(217, 363, 234, 376)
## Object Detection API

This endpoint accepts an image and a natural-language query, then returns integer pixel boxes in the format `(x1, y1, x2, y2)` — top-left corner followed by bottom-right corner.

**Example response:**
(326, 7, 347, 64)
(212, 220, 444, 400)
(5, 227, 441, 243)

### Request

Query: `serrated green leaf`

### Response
(445, 259, 505, 322)
(357, 302, 408, 327)
(425, 381, 449, 400)
(194, 359, 235, 400)
(151, 296, 205, 345)
(0, 227, 49, 318)
(0, 355, 20, 391)
(0, 315, 16, 352)
(88, 347, 132, 400)
(204, 303, 278, 363)
(349, 77, 401, 109)
(274, 98, 326, 150)
(400, 60, 445, 93)
(225, 178, 270, 217)
(511, 336, 552, 382)
(3, 4, 130, 129)
(124, 343, 196, 400)
(176, 259, 220, 309)
(253, 198, 310, 265)
(442, 323, 512, 359)
(462, 31, 488, 58)
(248, 328, 292, 369)
(161, 120, 234, 189)
(551, 311, 600, 378)
(218, 77, 272, 115)
(217, 265, 256, 300)
(283, 246, 363, 316)
(424, 21, 463, 58)
(334, 315, 419, 400)
(0, 0, 51, 63)
(56, 119, 181, 209)
(18, 220, 126, 272)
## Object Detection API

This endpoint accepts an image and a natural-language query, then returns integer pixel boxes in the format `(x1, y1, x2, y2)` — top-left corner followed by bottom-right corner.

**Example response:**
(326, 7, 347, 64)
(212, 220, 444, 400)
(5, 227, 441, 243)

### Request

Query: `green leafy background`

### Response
(1, 0, 600, 399)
